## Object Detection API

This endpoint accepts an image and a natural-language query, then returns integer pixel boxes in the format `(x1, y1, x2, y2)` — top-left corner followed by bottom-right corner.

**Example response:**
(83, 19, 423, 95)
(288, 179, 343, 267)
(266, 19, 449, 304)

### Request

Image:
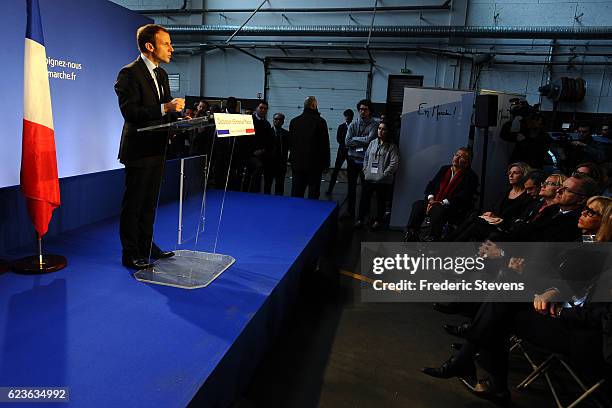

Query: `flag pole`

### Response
(38, 235, 43, 269)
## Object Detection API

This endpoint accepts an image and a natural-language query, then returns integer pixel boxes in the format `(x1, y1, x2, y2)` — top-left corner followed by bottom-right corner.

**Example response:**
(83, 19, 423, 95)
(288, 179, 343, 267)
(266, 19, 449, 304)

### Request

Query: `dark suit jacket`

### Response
(501, 206, 581, 242)
(424, 165, 479, 213)
(269, 127, 290, 167)
(115, 56, 173, 166)
(336, 122, 349, 148)
(289, 108, 330, 172)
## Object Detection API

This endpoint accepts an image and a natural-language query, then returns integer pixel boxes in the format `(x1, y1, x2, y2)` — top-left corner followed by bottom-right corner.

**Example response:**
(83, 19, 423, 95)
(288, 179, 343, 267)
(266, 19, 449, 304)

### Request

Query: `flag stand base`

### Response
(12, 255, 67, 274)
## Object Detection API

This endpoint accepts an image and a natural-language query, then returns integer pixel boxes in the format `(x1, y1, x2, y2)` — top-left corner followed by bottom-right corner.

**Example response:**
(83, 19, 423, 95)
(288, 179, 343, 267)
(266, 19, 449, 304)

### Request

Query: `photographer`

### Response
(500, 99, 549, 169)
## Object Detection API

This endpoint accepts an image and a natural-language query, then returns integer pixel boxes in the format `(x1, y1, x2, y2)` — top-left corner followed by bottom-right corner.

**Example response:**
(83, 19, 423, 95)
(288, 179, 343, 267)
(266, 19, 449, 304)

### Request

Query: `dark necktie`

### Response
(153, 67, 164, 100)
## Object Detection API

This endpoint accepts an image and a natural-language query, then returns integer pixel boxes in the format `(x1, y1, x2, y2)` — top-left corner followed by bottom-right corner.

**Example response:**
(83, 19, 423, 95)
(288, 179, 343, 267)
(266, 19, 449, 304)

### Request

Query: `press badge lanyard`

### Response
(371, 142, 383, 174)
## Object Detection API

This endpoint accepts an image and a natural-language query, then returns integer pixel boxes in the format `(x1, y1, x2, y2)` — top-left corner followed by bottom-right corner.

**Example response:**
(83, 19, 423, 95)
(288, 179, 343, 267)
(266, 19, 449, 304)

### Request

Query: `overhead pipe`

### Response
(137, 2, 452, 15)
(167, 24, 612, 40)
(219, 38, 612, 48)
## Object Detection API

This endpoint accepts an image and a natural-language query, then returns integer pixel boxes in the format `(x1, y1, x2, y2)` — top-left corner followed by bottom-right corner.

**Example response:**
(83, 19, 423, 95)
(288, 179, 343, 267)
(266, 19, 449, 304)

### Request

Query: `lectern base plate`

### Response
(133, 250, 235, 289)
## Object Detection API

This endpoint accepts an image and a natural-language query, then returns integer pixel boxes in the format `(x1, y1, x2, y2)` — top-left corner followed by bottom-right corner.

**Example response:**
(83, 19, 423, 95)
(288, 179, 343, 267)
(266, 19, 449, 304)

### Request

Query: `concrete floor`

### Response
(229, 176, 599, 408)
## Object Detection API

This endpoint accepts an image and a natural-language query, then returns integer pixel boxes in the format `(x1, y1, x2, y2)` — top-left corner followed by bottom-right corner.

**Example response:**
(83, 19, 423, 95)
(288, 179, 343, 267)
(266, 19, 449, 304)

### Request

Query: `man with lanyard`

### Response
(345, 99, 378, 219)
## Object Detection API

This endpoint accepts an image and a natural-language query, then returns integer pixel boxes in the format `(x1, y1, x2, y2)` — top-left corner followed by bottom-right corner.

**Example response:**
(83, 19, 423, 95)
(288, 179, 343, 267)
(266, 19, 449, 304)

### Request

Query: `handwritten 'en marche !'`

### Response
(417, 103, 457, 121)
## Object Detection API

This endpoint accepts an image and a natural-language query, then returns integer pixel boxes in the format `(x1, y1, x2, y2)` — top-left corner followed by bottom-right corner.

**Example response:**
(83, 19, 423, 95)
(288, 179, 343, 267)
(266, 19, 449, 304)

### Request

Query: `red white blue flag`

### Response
(21, 0, 60, 237)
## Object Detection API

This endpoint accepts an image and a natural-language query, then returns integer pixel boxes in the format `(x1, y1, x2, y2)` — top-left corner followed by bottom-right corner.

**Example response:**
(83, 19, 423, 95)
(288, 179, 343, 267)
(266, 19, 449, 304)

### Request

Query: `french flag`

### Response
(21, 0, 60, 237)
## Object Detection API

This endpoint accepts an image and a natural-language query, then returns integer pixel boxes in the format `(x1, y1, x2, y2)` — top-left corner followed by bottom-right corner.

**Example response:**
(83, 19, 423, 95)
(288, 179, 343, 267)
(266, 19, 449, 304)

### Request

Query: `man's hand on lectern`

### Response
(164, 98, 185, 113)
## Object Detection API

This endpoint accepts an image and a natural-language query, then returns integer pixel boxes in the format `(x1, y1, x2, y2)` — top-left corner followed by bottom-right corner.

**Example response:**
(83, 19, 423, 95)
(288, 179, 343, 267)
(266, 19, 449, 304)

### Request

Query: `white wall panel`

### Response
(267, 66, 368, 164)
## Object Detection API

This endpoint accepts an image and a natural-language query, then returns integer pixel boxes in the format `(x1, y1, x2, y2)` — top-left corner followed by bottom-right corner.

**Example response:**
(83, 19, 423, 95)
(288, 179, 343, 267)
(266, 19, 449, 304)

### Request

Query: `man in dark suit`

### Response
(325, 109, 354, 196)
(490, 174, 599, 243)
(404, 148, 479, 241)
(114, 24, 184, 270)
(264, 112, 290, 195)
(289, 96, 330, 199)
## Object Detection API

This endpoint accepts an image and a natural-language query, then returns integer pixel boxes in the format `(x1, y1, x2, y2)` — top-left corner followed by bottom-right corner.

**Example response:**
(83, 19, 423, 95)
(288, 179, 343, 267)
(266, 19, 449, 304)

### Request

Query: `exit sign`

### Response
(401, 68, 412, 74)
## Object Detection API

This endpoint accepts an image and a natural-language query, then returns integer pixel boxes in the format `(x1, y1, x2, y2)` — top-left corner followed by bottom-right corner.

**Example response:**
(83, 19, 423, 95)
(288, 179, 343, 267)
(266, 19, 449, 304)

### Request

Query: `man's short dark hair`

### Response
(137, 24, 168, 53)
(356, 99, 373, 112)
(525, 169, 547, 186)
(572, 174, 600, 197)
(273, 113, 285, 120)
(343, 109, 354, 119)
(256, 99, 268, 108)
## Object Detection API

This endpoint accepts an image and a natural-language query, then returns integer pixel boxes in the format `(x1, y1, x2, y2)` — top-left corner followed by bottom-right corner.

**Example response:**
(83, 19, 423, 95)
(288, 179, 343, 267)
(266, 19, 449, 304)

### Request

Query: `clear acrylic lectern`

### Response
(132, 116, 235, 289)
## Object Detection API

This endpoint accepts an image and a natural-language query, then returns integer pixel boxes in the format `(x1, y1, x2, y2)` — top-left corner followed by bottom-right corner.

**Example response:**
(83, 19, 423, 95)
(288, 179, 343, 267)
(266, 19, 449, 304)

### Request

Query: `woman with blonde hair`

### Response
(579, 196, 612, 239)
(448, 162, 532, 241)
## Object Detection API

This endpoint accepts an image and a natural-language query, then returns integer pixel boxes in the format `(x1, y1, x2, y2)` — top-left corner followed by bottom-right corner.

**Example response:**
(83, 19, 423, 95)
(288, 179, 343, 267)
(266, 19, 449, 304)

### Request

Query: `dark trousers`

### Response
(120, 164, 163, 258)
(446, 213, 495, 242)
(264, 164, 287, 195)
(346, 157, 364, 217)
(327, 147, 347, 194)
(243, 156, 264, 193)
(358, 182, 392, 222)
(406, 199, 451, 239)
(466, 302, 604, 385)
(292, 170, 323, 199)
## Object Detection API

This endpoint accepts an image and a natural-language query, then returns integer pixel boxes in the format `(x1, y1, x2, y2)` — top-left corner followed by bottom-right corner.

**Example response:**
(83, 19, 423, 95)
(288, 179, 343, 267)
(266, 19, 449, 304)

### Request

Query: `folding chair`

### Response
(512, 336, 609, 408)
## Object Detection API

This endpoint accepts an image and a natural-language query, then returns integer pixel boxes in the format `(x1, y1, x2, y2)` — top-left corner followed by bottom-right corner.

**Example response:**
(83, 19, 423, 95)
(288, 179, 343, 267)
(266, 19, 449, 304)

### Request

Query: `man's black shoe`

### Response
(122, 256, 154, 270)
(458, 377, 512, 406)
(443, 321, 471, 339)
(150, 249, 175, 259)
(421, 356, 476, 381)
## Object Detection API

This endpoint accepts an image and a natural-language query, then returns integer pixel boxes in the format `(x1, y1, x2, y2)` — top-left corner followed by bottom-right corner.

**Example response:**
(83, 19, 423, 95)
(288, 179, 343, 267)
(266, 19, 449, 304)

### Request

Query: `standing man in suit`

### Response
(115, 24, 184, 270)
(326, 109, 354, 196)
(264, 112, 290, 195)
(289, 96, 330, 199)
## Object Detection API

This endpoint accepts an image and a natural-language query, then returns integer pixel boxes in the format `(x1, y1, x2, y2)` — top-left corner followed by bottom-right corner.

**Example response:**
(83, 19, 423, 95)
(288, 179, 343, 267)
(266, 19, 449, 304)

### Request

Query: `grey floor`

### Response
(227, 174, 597, 408)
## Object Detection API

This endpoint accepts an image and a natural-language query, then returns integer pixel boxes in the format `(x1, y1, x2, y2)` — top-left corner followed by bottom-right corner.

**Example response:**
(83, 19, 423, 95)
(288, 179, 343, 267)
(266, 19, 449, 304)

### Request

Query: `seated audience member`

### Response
(421, 198, 612, 403)
(522, 170, 547, 199)
(404, 148, 479, 242)
(573, 162, 606, 193)
(580, 196, 612, 240)
(492, 174, 599, 242)
(568, 124, 606, 165)
(602, 123, 611, 140)
(448, 162, 532, 242)
(517, 173, 567, 222)
(355, 121, 399, 229)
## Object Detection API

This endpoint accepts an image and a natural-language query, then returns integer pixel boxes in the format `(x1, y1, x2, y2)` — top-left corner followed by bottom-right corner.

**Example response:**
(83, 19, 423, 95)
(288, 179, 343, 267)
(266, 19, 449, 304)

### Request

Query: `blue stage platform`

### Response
(0, 191, 337, 407)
